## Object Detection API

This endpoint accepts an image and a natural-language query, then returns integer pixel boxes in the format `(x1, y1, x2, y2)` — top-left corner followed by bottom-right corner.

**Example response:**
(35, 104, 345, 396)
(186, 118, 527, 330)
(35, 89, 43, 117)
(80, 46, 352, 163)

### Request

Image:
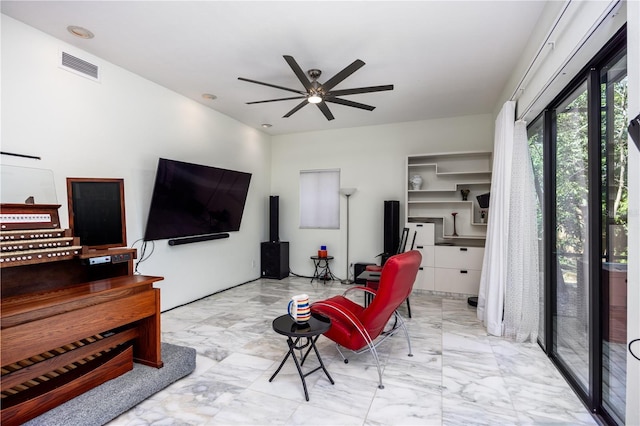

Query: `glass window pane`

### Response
(527, 117, 545, 348)
(600, 51, 627, 424)
(553, 81, 590, 392)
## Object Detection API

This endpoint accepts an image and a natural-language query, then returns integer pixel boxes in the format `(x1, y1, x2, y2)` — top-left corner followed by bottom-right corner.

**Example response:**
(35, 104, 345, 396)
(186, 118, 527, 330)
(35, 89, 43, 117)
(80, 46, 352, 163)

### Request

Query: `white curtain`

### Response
(477, 101, 540, 342)
(477, 101, 514, 336)
(504, 120, 539, 342)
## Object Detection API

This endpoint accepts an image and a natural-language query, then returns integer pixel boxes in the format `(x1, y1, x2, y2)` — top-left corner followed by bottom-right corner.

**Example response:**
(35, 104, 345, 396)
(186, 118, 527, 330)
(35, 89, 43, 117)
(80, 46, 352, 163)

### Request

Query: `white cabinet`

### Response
(406, 151, 491, 241)
(434, 246, 484, 295)
(434, 246, 484, 269)
(406, 223, 434, 291)
(414, 266, 435, 292)
(407, 222, 484, 296)
(406, 222, 434, 266)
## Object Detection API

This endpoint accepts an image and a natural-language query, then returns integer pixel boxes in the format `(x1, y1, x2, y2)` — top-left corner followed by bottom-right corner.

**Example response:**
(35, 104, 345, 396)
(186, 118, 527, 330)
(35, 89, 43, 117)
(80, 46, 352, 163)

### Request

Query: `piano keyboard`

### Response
(0, 246, 83, 266)
(0, 227, 81, 267)
(1, 237, 77, 252)
(0, 228, 69, 241)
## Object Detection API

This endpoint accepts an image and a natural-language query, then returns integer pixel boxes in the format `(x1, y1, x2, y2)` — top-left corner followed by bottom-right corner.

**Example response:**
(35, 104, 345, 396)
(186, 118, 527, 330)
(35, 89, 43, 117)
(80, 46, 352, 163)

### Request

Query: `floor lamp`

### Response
(340, 187, 357, 284)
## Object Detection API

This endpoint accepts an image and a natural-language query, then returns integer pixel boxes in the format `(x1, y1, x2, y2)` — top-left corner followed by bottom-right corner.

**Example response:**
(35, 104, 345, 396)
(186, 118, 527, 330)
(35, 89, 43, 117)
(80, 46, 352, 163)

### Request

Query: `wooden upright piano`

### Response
(0, 204, 163, 425)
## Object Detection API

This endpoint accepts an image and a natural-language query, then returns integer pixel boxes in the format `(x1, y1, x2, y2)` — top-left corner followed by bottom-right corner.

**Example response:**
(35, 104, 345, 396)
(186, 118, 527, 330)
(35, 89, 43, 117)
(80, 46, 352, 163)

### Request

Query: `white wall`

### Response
(1, 15, 272, 311)
(500, 0, 627, 122)
(270, 115, 493, 279)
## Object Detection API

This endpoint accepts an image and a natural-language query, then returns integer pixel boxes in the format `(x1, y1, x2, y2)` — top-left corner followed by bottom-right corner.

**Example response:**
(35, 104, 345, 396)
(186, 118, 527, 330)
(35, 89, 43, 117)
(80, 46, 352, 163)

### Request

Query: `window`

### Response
(299, 169, 340, 229)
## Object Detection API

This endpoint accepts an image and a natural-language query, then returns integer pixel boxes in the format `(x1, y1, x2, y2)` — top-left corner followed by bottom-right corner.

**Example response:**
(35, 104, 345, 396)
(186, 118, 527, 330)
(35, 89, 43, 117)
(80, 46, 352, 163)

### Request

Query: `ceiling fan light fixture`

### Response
(308, 93, 322, 104)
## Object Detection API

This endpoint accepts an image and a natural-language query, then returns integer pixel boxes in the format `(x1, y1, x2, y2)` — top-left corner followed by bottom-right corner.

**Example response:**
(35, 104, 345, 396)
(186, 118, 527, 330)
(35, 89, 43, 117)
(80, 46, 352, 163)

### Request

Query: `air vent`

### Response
(59, 51, 100, 81)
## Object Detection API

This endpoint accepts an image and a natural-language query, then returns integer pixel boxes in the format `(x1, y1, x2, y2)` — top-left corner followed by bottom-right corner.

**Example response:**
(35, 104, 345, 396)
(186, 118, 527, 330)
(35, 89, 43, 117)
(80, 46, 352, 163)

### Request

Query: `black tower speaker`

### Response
(383, 200, 400, 256)
(269, 195, 279, 242)
(261, 241, 289, 279)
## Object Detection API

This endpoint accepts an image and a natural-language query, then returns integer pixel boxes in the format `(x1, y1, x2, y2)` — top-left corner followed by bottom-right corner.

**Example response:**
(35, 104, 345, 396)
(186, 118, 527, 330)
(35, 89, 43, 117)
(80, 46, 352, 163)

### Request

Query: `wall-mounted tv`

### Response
(67, 177, 127, 249)
(144, 158, 252, 242)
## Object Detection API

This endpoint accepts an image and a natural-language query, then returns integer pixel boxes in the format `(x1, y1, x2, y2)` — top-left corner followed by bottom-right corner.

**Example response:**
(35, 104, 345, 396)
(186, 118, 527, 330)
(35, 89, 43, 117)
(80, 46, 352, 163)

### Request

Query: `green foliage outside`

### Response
(527, 74, 628, 267)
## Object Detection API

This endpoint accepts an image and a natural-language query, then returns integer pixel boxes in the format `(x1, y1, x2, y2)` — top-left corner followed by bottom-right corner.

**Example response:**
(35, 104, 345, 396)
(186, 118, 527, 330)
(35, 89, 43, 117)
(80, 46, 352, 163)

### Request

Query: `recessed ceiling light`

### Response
(261, 123, 272, 128)
(67, 25, 94, 39)
(202, 93, 217, 100)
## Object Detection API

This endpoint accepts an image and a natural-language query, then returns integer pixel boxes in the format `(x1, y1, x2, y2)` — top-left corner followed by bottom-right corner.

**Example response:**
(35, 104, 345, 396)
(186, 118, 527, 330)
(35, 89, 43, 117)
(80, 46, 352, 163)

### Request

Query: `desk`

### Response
(356, 270, 381, 281)
(310, 256, 336, 283)
(269, 314, 334, 401)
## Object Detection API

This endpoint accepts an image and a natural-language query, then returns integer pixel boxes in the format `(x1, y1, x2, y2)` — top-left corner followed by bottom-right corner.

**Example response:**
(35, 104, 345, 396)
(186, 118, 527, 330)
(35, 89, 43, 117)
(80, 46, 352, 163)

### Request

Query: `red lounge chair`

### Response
(311, 250, 421, 389)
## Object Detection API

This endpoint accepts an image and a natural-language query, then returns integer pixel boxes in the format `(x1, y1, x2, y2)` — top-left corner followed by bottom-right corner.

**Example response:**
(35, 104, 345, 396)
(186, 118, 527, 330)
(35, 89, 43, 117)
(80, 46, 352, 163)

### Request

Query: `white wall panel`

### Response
(0, 15, 272, 311)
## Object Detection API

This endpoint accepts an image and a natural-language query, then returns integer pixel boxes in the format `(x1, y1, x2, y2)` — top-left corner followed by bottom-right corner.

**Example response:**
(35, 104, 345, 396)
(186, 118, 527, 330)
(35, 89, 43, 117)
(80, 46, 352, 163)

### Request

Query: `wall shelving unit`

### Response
(406, 151, 492, 242)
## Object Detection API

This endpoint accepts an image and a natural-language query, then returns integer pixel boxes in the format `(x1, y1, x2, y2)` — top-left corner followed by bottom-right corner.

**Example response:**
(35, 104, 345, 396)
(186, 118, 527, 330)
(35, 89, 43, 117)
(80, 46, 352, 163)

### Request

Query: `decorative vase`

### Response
(451, 212, 458, 237)
(410, 175, 423, 190)
(460, 189, 470, 201)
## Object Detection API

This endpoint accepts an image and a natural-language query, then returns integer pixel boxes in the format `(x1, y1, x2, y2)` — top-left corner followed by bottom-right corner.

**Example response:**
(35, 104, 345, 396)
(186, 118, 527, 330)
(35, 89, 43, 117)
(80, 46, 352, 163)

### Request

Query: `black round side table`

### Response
(269, 313, 334, 401)
(310, 255, 336, 283)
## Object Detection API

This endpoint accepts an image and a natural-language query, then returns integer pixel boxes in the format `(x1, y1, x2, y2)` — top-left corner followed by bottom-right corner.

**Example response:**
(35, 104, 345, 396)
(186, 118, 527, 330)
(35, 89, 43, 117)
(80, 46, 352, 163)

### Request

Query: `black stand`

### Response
(310, 256, 336, 283)
(270, 314, 334, 401)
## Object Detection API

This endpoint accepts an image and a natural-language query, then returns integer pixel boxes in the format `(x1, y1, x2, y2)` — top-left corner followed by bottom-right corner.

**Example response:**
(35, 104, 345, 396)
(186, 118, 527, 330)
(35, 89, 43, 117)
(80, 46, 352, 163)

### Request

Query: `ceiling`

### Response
(1, 1, 548, 136)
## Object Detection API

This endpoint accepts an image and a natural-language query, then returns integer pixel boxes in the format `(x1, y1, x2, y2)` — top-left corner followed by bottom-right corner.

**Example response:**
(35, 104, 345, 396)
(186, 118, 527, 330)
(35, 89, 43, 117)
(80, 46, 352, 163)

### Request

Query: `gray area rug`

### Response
(26, 342, 196, 426)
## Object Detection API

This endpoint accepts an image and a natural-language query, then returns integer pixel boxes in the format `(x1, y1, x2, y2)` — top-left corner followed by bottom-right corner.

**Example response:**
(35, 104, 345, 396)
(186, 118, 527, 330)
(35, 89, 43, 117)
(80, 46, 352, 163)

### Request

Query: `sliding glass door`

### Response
(600, 50, 628, 425)
(552, 81, 591, 392)
(531, 28, 627, 425)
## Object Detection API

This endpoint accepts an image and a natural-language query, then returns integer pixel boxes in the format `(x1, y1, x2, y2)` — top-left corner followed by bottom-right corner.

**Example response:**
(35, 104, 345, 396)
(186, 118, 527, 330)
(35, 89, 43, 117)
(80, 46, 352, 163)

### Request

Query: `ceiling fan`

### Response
(238, 55, 393, 121)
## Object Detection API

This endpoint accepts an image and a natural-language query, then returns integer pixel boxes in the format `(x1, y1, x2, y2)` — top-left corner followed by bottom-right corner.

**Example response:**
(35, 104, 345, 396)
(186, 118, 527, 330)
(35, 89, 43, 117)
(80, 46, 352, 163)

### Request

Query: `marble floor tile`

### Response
(367, 383, 442, 425)
(107, 277, 596, 425)
(287, 403, 363, 426)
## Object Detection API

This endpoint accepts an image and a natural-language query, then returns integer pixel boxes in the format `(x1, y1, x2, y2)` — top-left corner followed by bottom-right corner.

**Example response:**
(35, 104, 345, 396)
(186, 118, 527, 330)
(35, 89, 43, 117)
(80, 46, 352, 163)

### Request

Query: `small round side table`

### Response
(269, 313, 334, 401)
(310, 255, 336, 283)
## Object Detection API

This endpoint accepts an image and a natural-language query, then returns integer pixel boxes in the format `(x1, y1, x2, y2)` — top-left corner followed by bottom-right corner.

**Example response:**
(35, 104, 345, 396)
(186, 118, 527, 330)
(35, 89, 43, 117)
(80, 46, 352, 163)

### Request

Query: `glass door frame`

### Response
(536, 26, 627, 425)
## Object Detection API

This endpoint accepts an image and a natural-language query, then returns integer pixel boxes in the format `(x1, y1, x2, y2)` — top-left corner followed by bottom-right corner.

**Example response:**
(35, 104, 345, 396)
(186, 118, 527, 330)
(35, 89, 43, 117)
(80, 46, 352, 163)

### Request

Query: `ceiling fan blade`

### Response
(247, 96, 306, 104)
(283, 55, 313, 91)
(283, 100, 309, 118)
(328, 84, 394, 97)
(238, 77, 306, 95)
(325, 97, 376, 111)
(316, 102, 335, 121)
(321, 59, 365, 92)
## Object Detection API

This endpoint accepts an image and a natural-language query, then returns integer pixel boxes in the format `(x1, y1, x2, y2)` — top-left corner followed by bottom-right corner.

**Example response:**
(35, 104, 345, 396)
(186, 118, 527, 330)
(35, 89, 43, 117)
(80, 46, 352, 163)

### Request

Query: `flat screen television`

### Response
(144, 158, 252, 241)
(67, 177, 127, 249)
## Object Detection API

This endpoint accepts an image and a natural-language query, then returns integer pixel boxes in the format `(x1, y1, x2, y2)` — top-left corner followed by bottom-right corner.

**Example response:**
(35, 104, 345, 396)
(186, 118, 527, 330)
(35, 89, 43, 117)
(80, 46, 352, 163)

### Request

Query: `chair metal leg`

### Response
(406, 297, 412, 318)
(313, 301, 385, 389)
(394, 311, 413, 357)
(369, 343, 385, 389)
(335, 344, 348, 363)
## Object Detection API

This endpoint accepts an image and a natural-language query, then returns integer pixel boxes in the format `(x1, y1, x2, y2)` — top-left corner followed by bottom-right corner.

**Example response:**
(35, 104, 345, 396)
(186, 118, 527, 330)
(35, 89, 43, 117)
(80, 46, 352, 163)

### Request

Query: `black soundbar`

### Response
(168, 233, 229, 246)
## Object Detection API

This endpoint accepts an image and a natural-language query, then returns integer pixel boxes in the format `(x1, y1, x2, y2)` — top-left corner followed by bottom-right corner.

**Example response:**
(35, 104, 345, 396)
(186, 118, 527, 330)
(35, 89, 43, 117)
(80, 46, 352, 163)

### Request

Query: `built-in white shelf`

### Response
(406, 151, 492, 241)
